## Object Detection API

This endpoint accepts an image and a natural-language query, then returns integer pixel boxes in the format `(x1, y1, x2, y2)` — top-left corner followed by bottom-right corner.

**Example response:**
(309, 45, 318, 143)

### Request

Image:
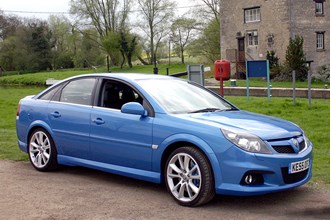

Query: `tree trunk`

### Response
(137, 56, 149, 65)
(127, 55, 133, 68)
(181, 48, 185, 64)
(120, 51, 125, 69)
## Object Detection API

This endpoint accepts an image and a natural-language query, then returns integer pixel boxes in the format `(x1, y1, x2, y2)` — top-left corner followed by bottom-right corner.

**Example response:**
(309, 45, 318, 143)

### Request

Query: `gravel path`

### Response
(0, 160, 329, 220)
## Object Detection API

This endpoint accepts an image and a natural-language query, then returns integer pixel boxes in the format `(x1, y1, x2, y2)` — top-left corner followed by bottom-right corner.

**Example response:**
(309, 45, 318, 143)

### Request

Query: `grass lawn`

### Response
(0, 64, 187, 86)
(0, 64, 329, 88)
(0, 86, 329, 188)
(226, 96, 330, 187)
(0, 86, 44, 160)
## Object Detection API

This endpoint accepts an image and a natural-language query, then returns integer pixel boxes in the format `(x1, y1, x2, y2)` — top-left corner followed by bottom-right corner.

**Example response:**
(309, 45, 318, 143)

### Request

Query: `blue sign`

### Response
(247, 60, 269, 78)
(246, 60, 271, 101)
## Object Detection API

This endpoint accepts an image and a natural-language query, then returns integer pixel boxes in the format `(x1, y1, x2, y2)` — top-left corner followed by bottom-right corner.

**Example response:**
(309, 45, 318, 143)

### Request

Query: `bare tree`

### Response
(171, 17, 199, 64)
(201, 0, 220, 24)
(70, 0, 131, 37)
(137, 0, 175, 64)
(70, 0, 132, 66)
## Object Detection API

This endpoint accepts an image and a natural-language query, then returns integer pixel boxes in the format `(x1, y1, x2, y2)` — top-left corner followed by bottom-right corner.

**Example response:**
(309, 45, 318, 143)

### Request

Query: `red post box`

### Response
(214, 60, 230, 97)
(214, 60, 230, 81)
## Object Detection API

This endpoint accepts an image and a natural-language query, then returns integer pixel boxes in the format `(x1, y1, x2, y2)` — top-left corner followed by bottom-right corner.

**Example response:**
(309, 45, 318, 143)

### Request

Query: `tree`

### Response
(119, 32, 137, 68)
(266, 50, 279, 69)
(0, 10, 22, 40)
(171, 17, 198, 64)
(70, 0, 132, 65)
(48, 15, 75, 69)
(70, 0, 131, 37)
(285, 35, 307, 81)
(137, 0, 175, 64)
(27, 20, 53, 71)
(187, 18, 220, 62)
(200, 0, 220, 24)
(190, 0, 220, 24)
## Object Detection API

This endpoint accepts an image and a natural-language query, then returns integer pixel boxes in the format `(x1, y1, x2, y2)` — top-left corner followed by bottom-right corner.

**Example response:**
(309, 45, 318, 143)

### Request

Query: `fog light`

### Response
(244, 174, 254, 184)
(241, 172, 265, 185)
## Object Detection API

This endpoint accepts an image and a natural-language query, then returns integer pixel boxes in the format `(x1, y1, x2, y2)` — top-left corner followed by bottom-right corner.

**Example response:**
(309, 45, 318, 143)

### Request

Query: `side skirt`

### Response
(57, 155, 161, 183)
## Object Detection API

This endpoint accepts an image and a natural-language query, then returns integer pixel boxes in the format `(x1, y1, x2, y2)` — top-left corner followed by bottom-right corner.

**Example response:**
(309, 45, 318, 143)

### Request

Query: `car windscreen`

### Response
(136, 79, 237, 114)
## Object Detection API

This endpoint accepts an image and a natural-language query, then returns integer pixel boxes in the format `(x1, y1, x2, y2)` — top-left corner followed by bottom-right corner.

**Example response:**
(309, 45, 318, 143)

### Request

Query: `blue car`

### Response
(16, 73, 312, 206)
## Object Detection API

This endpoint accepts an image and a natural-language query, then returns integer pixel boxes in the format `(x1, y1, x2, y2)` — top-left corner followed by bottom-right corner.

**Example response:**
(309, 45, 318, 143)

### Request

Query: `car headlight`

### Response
(304, 134, 312, 148)
(221, 128, 272, 154)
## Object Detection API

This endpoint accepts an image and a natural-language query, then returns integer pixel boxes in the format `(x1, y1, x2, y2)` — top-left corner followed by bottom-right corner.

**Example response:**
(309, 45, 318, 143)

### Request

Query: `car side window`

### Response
(60, 78, 96, 105)
(39, 85, 61, 101)
(101, 80, 143, 109)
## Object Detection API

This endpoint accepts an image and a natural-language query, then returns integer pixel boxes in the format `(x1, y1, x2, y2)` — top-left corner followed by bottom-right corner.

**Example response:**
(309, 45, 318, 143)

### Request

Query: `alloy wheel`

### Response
(166, 152, 202, 202)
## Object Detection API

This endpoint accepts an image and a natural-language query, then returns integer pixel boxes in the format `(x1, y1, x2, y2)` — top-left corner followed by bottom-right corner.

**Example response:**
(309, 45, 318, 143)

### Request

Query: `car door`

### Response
(48, 77, 97, 160)
(90, 79, 154, 171)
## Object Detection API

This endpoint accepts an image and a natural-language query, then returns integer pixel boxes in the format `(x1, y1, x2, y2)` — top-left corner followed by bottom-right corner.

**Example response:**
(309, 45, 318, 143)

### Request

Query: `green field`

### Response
(0, 85, 329, 188)
(0, 64, 329, 88)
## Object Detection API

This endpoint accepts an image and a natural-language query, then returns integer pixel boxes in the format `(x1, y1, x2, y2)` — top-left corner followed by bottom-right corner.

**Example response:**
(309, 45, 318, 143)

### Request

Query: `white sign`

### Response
(204, 67, 211, 72)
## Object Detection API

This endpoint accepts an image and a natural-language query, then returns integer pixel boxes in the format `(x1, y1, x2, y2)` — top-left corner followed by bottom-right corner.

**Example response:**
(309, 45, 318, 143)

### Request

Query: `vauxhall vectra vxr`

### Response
(16, 73, 312, 206)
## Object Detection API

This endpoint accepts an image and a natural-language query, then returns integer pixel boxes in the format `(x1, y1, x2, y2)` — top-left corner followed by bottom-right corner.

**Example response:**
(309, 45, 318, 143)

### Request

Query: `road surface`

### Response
(0, 160, 329, 220)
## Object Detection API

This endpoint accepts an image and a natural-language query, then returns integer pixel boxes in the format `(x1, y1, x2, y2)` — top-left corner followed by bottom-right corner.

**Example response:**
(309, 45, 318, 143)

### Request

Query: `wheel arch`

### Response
(155, 134, 222, 185)
(27, 121, 55, 147)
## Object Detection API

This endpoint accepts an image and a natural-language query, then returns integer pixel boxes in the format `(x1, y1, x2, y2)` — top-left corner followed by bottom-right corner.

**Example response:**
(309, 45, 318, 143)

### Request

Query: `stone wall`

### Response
(289, 0, 330, 74)
(220, 0, 330, 76)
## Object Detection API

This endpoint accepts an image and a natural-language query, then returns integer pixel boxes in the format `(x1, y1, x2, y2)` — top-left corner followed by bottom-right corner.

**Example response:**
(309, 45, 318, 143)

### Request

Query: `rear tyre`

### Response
(28, 128, 58, 171)
(165, 146, 215, 206)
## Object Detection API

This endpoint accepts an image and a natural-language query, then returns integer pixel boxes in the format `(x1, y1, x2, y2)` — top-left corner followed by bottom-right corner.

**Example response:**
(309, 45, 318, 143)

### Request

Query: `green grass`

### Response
(220, 78, 329, 89)
(0, 64, 187, 86)
(1, 64, 328, 89)
(0, 86, 44, 160)
(226, 96, 330, 187)
(0, 85, 329, 187)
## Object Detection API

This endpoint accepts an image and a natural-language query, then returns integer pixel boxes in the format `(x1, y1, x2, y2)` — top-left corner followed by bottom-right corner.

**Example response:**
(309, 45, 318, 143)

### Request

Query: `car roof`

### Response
(81, 73, 175, 81)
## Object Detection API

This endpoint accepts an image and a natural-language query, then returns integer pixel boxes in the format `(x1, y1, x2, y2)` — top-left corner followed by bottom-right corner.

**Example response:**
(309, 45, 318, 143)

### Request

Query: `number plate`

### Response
(289, 159, 310, 174)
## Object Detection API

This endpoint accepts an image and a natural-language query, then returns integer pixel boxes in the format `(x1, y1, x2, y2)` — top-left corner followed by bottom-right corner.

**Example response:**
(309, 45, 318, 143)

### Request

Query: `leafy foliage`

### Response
(266, 50, 279, 69)
(314, 64, 330, 83)
(187, 18, 220, 63)
(285, 36, 308, 81)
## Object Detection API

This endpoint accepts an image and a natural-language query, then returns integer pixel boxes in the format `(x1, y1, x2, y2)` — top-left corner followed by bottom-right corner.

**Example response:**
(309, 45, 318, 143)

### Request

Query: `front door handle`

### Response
(93, 118, 105, 125)
(51, 111, 61, 118)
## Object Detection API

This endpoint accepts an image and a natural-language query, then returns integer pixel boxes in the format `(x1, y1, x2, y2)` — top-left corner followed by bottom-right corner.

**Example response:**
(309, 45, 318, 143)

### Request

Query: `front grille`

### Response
(281, 167, 309, 184)
(268, 136, 306, 154)
(273, 146, 295, 154)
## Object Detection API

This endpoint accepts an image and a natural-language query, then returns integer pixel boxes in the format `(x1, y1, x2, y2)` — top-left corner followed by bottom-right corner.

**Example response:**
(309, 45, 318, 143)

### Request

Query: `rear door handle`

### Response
(93, 118, 105, 125)
(51, 111, 61, 118)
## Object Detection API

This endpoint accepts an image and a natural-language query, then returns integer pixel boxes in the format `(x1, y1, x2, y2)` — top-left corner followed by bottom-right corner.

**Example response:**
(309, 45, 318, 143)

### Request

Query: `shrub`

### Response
(313, 64, 330, 83)
(285, 35, 308, 81)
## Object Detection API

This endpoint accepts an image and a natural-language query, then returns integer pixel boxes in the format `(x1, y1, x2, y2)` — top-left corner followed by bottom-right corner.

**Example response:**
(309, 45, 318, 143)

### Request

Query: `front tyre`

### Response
(28, 128, 58, 171)
(165, 146, 215, 206)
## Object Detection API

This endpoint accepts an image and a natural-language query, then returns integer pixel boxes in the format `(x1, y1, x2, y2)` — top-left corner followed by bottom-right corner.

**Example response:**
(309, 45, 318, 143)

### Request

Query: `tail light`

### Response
(16, 102, 21, 119)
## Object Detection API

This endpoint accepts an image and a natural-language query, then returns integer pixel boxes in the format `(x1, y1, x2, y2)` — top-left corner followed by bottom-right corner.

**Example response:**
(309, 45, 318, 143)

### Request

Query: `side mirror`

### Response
(121, 102, 148, 117)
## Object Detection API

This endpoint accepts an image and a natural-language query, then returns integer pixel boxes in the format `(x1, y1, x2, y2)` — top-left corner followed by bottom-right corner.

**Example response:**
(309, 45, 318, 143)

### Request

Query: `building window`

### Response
(315, 2, 324, 15)
(247, 31, 258, 46)
(316, 32, 324, 50)
(244, 7, 261, 23)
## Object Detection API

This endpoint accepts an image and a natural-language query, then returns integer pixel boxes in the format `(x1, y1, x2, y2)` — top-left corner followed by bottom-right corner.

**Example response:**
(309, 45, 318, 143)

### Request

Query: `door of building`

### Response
(236, 37, 246, 79)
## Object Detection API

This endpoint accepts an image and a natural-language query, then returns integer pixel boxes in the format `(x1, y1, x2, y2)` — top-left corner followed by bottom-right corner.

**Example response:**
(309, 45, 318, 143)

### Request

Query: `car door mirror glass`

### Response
(121, 102, 147, 116)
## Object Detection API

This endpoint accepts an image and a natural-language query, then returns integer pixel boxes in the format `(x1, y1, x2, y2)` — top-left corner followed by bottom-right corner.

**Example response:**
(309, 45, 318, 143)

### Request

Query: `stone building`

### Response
(220, 0, 330, 77)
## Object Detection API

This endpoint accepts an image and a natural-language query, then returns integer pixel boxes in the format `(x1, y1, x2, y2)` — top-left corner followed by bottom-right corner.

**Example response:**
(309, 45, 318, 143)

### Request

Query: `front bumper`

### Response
(214, 143, 313, 196)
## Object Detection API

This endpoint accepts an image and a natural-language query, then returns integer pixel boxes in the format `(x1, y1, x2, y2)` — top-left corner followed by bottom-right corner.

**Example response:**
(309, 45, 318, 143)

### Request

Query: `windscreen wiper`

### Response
(189, 108, 221, 113)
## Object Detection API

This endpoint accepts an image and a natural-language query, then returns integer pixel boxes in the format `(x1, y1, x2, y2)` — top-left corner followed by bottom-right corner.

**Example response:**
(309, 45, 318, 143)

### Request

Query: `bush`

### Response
(266, 50, 279, 69)
(285, 36, 308, 81)
(313, 64, 330, 83)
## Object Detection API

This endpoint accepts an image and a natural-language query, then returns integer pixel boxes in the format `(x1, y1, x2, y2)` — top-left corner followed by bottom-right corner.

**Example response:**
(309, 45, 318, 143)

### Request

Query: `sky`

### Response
(0, 0, 202, 20)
